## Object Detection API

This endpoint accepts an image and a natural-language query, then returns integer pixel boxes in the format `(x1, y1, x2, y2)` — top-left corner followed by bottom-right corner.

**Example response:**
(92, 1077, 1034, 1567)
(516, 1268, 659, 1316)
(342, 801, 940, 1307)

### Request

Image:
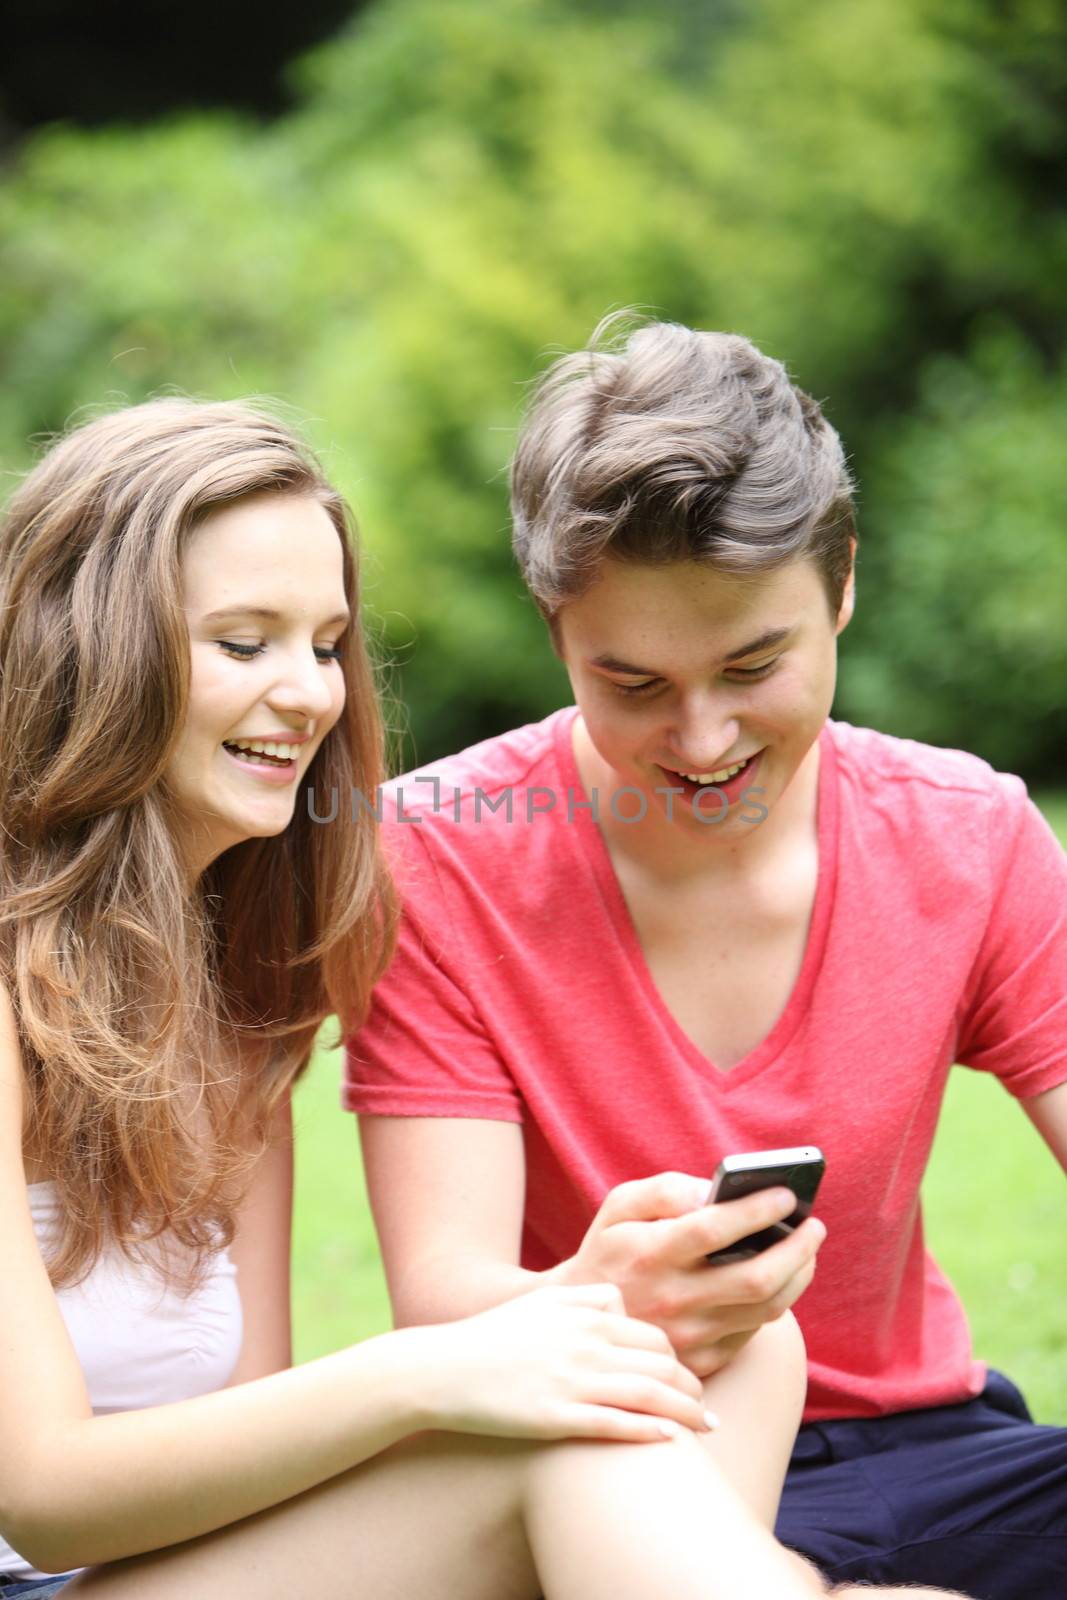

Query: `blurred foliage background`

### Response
(2, 0, 1065, 776)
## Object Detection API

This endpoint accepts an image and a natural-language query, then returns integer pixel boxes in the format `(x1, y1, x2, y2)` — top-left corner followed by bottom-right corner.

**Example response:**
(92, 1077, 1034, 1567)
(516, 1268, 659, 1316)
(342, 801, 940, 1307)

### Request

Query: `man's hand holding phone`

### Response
(552, 1166, 826, 1379)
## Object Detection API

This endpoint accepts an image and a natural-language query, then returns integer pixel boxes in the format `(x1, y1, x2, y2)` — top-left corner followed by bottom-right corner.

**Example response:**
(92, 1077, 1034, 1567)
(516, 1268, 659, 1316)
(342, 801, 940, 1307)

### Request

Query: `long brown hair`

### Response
(0, 399, 396, 1287)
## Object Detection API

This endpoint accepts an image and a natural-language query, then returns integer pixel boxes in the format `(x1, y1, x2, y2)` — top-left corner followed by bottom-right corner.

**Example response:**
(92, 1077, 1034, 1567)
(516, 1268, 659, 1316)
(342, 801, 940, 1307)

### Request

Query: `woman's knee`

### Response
(757, 1310, 808, 1414)
(761, 1307, 807, 1371)
(704, 1311, 807, 1411)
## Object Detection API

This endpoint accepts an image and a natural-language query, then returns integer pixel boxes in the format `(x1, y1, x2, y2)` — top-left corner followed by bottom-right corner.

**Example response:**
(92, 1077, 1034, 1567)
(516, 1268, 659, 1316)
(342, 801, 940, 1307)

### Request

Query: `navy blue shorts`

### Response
(775, 1370, 1067, 1599)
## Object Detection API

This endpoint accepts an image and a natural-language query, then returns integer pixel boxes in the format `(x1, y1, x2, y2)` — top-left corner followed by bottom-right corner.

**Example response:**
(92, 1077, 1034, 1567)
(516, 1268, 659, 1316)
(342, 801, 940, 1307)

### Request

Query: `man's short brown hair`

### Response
(510, 314, 856, 619)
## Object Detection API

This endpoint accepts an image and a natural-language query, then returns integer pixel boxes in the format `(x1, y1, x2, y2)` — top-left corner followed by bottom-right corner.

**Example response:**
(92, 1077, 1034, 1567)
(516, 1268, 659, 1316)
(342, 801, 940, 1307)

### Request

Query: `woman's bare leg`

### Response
(63, 1433, 537, 1600)
(521, 1313, 818, 1597)
(524, 1428, 822, 1598)
(59, 1321, 817, 1600)
(60, 1316, 963, 1600)
(63, 1422, 825, 1600)
(697, 1310, 808, 1524)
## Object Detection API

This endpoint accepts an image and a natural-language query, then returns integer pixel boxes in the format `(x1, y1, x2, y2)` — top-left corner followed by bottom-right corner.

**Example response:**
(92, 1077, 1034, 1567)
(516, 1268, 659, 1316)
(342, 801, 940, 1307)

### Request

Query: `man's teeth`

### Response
(680, 759, 748, 784)
(226, 739, 300, 760)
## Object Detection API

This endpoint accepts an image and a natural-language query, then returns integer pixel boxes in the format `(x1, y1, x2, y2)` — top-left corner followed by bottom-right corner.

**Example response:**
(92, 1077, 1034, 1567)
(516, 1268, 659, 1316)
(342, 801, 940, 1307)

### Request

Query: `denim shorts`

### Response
(0, 1578, 76, 1596)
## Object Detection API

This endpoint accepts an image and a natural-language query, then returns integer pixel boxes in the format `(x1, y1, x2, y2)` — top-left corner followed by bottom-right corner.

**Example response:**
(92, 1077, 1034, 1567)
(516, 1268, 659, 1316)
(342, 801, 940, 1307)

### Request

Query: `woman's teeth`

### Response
(224, 739, 299, 764)
(680, 759, 748, 784)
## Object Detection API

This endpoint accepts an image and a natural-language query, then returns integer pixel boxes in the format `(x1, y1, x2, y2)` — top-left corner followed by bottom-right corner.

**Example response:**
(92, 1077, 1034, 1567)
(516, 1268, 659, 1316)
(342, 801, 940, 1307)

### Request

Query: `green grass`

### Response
(1033, 789, 1067, 843)
(291, 1046, 392, 1360)
(291, 792, 1067, 1422)
(923, 1070, 1066, 1422)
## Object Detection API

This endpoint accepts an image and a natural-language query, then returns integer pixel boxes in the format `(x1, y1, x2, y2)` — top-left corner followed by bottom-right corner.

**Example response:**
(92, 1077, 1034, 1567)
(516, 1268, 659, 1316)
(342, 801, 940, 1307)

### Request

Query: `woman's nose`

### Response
(267, 649, 338, 719)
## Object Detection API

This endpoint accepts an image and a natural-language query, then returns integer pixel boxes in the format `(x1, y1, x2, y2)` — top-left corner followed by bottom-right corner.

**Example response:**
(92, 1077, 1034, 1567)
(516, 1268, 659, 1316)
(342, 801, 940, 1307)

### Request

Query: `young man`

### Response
(345, 319, 1067, 1599)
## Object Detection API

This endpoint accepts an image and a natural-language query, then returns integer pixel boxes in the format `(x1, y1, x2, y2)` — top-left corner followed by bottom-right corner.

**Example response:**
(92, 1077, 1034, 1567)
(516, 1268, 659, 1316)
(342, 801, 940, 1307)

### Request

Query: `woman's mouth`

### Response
(221, 740, 301, 784)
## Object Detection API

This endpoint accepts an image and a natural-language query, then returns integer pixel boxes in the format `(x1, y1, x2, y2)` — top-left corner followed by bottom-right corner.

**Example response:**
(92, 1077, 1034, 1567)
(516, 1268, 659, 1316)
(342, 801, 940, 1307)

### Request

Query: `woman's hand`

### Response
(400, 1283, 714, 1444)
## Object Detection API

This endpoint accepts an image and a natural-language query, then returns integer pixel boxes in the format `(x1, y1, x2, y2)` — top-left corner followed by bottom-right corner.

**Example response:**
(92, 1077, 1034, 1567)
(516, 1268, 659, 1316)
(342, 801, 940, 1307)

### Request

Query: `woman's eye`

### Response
(215, 640, 343, 664)
(216, 640, 264, 659)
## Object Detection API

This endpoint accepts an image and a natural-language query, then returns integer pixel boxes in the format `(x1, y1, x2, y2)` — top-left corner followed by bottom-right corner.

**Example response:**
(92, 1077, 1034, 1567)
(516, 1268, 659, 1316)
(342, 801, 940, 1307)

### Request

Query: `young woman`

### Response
(0, 399, 955, 1600)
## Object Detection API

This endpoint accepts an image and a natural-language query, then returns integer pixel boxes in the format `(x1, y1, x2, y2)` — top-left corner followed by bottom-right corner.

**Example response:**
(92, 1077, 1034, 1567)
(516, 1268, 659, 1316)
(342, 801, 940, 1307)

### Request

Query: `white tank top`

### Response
(0, 1183, 244, 1580)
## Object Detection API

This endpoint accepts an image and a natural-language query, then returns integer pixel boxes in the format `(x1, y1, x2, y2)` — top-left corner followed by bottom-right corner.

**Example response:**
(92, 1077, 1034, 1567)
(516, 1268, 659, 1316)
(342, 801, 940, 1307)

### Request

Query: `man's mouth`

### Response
(656, 750, 763, 806)
(673, 757, 751, 785)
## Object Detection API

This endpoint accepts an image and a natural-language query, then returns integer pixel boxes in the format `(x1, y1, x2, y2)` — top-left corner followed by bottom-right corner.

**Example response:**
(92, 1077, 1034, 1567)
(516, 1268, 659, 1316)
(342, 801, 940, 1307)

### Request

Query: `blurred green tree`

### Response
(846, 323, 1067, 772)
(1, 0, 1064, 774)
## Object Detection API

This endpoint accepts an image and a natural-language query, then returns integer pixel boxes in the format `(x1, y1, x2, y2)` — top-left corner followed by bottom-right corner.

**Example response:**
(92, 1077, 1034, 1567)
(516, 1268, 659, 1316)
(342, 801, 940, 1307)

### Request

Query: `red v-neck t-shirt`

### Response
(345, 712, 1067, 1419)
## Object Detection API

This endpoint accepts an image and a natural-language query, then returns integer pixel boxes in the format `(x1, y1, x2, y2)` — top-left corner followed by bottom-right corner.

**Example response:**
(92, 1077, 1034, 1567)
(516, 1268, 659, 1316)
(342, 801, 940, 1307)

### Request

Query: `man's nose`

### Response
(669, 693, 741, 770)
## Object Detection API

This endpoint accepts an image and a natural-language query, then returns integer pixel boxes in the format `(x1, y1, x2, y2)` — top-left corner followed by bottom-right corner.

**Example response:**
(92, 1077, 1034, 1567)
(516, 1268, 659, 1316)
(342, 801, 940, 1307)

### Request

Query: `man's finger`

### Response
(683, 1327, 759, 1379)
(706, 1218, 826, 1305)
(659, 1186, 802, 1262)
(596, 1171, 712, 1227)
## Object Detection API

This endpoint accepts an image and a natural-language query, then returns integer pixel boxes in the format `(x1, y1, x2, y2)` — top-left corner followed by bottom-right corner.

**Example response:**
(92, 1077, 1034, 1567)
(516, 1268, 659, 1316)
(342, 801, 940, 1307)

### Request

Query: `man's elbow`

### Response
(386, 1248, 529, 1328)
(387, 1259, 461, 1328)
(385, 1246, 496, 1326)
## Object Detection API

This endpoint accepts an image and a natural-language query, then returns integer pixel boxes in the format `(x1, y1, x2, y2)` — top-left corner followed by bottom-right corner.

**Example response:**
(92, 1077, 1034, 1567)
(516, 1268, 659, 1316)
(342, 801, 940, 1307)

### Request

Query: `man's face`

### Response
(556, 554, 853, 840)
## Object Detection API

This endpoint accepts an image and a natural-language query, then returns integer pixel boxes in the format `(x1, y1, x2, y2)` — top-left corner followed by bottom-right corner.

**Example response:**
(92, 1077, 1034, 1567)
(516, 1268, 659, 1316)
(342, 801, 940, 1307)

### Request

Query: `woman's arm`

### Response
(224, 1095, 295, 1385)
(0, 993, 427, 1574)
(0, 990, 708, 1577)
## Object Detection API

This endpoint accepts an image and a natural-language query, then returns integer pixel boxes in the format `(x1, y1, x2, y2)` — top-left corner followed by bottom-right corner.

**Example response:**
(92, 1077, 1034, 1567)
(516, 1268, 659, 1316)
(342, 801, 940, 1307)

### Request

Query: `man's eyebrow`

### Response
(590, 653, 659, 675)
(201, 604, 351, 627)
(722, 625, 793, 663)
(591, 626, 794, 676)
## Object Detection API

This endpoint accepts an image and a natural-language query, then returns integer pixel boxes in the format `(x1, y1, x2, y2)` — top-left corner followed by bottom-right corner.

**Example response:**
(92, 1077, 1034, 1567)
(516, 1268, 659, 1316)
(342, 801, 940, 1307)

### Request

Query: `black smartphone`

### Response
(704, 1146, 825, 1264)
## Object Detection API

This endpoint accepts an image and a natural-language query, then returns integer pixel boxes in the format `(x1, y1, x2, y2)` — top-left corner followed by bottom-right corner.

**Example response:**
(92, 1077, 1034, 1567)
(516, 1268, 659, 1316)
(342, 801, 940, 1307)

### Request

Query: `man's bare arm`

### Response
(1022, 1078, 1067, 1173)
(358, 1114, 824, 1377)
(359, 1115, 540, 1324)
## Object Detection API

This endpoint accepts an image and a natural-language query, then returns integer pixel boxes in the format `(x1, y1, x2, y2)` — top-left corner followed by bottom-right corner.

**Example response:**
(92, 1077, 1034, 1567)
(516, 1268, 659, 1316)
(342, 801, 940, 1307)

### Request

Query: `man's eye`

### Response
(725, 658, 780, 681)
(610, 678, 661, 697)
(216, 640, 264, 659)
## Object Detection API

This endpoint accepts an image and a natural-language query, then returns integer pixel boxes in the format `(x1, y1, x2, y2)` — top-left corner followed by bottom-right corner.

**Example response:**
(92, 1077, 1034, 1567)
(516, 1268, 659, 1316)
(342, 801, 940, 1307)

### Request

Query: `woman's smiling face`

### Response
(557, 554, 854, 844)
(166, 492, 349, 875)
